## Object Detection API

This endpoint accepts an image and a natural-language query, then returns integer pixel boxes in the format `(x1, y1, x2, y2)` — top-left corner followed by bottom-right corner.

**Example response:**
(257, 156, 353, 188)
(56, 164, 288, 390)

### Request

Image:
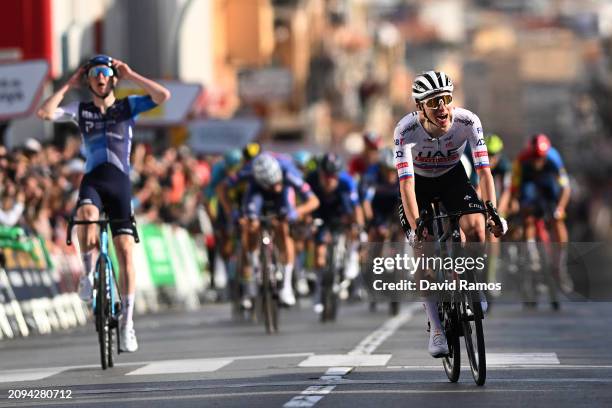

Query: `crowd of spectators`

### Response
(0, 136, 215, 249)
(1, 135, 611, 244)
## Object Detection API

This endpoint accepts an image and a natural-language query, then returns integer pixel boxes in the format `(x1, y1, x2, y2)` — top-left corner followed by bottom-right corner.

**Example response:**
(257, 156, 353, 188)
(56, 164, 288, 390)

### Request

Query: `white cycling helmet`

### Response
(412, 70, 454, 102)
(253, 153, 282, 188)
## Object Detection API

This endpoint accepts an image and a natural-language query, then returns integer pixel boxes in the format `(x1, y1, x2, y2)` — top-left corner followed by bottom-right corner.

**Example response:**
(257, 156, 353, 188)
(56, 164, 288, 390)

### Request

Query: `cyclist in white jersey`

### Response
(394, 70, 507, 357)
(38, 55, 170, 352)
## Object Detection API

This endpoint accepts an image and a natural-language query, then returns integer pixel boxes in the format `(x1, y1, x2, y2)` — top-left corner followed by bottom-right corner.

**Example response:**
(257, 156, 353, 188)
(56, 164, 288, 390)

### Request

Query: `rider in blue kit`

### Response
(38, 55, 171, 352)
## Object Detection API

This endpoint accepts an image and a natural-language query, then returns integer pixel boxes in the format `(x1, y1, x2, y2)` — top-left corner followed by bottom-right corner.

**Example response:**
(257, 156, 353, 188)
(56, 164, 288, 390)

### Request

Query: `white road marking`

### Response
(0, 352, 315, 383)
(298, 354, 391, 367)
(286, 305, 420, 407)
(125, 352, 315, 376)
(126, 358, 233, 376)
(348, 303, 421, 356)
(0, 367, 65, 383)
(283, 395, 324, 407)
(486, 353, 559, 365)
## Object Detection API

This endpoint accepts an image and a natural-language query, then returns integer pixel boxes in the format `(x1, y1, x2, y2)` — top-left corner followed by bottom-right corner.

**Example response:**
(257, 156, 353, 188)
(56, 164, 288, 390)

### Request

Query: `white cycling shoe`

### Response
(279, 286, 296, 306)
(78, 274, 93, 302)
(120, 324, 139, 353)
(428, 329, 449, 358)
(313, 303, 324, 314)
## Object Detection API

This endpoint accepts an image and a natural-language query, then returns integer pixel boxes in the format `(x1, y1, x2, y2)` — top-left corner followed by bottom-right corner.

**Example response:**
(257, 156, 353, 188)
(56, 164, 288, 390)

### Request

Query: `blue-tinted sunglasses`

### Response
(88, 66, 114, 78)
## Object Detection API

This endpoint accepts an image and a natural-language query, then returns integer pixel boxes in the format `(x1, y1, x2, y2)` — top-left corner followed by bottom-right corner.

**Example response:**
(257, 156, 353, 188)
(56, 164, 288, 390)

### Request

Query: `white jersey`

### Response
(393, 107, 490, 179)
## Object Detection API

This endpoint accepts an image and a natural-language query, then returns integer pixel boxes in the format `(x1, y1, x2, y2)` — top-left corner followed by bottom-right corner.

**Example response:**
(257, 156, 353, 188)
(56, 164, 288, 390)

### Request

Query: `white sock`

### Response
(283, 263, 294, 291)
(122, 294, 135, 328)
(81, 251, 95, 277)
(350, 241, 359, 255)
(423, 299, 442, 332)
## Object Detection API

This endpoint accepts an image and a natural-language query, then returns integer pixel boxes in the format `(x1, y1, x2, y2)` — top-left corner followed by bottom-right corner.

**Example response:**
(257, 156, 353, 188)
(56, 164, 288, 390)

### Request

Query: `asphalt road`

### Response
(1, 300, 611, 408)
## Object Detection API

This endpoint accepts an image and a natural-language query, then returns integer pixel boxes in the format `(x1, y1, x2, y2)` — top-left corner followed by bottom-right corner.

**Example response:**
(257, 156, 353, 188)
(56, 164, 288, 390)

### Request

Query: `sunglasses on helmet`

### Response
(88, 66, 114, 78)
(423, 94, 453, 108)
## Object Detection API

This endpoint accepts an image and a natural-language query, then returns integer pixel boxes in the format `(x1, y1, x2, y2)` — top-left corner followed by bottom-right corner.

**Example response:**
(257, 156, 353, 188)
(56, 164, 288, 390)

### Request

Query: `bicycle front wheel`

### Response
(462, 292, 486, 385)
(261, 249, 278, 334)
(97, 257, 110, 370)
(441, 303, 461, 383)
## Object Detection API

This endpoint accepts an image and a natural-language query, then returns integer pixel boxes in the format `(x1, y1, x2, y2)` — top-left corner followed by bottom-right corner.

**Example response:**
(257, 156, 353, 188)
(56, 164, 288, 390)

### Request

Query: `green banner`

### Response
(140, 223, 175, 286)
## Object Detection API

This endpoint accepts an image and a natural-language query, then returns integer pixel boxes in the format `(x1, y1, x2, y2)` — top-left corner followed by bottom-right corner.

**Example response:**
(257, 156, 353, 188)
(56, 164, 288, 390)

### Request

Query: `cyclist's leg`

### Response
(276, 186, 297, 305)
(413, 174, 448, 355)
(243, 187, 263, 300)
(90, 164, 138, 352)
(312, 224, 329, 312)
(75, 174, 103, 300)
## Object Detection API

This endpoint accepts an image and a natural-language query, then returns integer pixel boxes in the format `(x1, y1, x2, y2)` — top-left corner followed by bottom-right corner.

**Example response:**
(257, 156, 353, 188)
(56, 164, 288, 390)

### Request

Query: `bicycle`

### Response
(314, 219, 347, 323)
(66, 216, 139, 369)
(415, 199, 501, 386)
(254, 214, 282, 334)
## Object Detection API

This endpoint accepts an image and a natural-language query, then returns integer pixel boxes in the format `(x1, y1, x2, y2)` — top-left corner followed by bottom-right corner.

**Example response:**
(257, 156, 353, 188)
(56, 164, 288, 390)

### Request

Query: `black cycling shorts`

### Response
(415, 163, 484, 233)
(77, 163, 134, 237)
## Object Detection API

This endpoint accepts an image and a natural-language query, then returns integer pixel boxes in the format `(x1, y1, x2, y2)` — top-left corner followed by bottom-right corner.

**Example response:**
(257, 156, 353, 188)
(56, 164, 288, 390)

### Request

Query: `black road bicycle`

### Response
(415, 199, 501, 386)
(67, 216, 139, 369)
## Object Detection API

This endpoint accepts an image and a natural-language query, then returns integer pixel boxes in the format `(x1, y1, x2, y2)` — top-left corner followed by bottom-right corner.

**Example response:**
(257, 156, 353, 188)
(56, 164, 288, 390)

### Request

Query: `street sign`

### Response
(238, 67, 293, 103)
(188, 118, 262, 154)
(0, 60, 48, 121)
(115, 80, 202, 126)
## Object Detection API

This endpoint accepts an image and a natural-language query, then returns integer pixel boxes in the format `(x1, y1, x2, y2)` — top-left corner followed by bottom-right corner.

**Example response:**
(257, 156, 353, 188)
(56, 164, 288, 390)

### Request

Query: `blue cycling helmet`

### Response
(224, 149, 242, 169)
(85, 54, 117, 76)
(292, 150, 312, 168)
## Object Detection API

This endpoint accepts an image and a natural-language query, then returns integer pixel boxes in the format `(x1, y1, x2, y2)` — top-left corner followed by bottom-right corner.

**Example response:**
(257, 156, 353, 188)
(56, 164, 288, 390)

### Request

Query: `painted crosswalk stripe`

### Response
(0, 367, 65, 383)
(126, 358, 233, 376)
(298, 354, 391, 367)
(486, 353, 559, 365)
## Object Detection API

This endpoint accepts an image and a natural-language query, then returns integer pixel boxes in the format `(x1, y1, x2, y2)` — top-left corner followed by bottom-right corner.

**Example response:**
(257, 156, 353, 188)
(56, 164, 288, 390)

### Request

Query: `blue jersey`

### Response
(205, 161, 230, 200)
(361, 164, 399, 204)
(52, 95, 157, 174)
(306, 171, 359, 219)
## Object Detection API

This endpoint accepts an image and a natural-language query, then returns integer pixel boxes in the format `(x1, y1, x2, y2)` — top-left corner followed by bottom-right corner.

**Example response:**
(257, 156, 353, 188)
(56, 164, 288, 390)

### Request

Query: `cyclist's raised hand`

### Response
(112, 59, 133, 79)
(67, 66, 86, 88)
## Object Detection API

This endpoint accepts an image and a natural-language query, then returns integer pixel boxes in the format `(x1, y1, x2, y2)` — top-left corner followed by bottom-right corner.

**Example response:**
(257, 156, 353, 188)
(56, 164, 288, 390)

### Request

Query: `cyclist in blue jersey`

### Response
(306, 153, 365, 313)
(205, 149, 243, 292)
(242, 153, 319, 306)
(38, 55, 170, 352)
(362, 148, 401, 242)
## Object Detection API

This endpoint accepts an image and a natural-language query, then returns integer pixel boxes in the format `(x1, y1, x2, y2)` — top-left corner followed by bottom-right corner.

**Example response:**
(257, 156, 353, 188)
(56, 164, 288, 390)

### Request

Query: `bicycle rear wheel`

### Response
(441, 303, 461, 382)
(97, 257, 109, 370)
(461, 291, 486, 385)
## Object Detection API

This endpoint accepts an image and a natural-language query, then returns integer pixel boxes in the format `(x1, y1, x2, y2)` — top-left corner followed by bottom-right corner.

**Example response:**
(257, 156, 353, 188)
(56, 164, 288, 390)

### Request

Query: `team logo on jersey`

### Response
(395, 151, 404, 158)
(401, 122, 419, 136)
(455, 118, 474, 127)
(464, 194, 472, 201)
(396, 162, 410, 169)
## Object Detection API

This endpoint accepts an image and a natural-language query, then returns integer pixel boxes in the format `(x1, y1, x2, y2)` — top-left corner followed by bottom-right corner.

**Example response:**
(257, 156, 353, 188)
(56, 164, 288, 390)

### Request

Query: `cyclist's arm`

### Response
(286, 172, 319, 219)
(399, 178, 419, 230)
(37, 67, 83, 120)
(116, 60, 170, 105)
(394, 125, 418, 230)
(476, 167, 497, 208)
(216, 180, 234, 217)
(296, 194, 319, 219)
(548, 148, 571, 214)
(362, 186, 375, 221)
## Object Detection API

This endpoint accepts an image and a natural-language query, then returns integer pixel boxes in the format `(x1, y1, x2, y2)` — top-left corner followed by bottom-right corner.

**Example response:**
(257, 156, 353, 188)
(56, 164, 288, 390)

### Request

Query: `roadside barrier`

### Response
(0, 223, 210, 341)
